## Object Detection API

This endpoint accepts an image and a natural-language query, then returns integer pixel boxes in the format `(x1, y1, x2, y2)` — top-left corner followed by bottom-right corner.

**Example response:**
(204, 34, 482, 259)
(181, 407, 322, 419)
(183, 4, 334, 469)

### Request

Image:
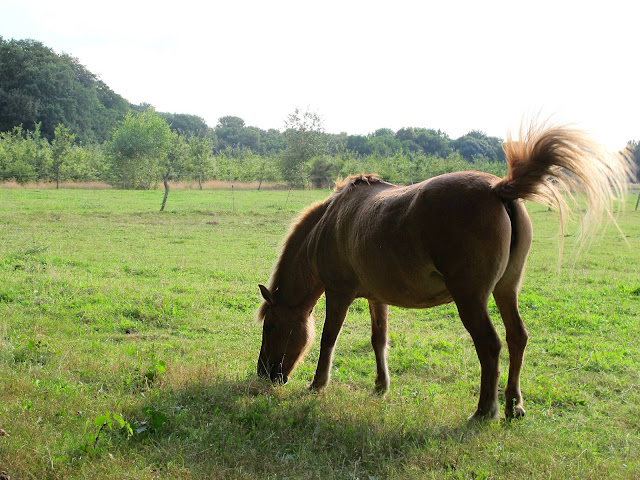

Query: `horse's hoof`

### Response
(374, 385, 388, 396)
(506, 405, 526, 420)
(468, 408, 500, 422)
(308, 381, 326, 392)
(374, 379, 389, 395)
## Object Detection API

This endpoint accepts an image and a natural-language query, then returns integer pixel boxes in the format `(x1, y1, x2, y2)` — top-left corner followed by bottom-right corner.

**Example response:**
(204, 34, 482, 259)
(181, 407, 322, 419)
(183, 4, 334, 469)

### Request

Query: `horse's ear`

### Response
(259, 284, 275, 305)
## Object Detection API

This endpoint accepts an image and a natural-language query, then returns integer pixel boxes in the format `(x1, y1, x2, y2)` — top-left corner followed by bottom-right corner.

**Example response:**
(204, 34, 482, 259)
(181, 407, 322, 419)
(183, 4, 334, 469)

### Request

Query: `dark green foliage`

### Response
(334, 128, 455, 159)
(214, 116, 249, 151)
(0, 36, 129, 144)
(414, 129, 453, 157)
(213, 116, 279, 155)
(453, 130, 505, 162)
(159, 112, 211, 138)
(106, 111, 173, 189)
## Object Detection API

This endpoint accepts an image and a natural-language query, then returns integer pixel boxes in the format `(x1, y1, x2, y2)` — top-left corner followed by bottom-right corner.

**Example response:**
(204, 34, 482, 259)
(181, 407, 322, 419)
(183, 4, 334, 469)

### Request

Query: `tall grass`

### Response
(0, 188, 638, 479)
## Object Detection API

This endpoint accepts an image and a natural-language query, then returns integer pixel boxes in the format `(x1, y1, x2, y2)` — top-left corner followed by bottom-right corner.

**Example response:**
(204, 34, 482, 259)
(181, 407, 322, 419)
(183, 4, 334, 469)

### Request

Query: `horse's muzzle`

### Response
(257, 359, 288, 384)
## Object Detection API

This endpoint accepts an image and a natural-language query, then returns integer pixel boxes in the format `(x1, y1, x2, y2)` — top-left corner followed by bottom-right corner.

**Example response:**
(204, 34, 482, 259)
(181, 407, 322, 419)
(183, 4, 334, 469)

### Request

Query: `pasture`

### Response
(0, 187, 639, 479)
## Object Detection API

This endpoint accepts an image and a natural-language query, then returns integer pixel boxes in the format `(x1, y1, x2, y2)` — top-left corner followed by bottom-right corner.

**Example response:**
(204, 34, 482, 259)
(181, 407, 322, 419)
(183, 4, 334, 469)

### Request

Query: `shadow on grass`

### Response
(106, 375, 497, 479)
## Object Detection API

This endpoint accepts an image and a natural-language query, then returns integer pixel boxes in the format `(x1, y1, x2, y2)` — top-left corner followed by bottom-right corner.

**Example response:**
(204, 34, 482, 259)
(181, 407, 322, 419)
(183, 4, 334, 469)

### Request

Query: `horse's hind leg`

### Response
(493, 288, 528, 419)
(368, 300, 390, 394)
(455, 295, 502, 421)
(493, 197, 531, 419)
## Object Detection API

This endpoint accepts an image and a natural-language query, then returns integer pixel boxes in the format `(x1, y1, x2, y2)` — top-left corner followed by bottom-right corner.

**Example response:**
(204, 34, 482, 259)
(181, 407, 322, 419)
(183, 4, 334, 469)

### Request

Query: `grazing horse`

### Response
(256, 121, 631, 420)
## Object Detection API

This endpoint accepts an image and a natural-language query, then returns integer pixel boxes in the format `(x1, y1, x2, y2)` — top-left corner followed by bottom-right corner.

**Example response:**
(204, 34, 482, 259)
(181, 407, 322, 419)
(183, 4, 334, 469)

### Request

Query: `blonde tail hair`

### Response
(492, 119, 634, 255)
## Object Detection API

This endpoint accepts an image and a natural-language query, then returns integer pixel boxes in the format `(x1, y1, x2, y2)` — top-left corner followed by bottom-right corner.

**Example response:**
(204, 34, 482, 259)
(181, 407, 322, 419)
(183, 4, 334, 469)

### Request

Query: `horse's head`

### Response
(256, 284, 314, 384)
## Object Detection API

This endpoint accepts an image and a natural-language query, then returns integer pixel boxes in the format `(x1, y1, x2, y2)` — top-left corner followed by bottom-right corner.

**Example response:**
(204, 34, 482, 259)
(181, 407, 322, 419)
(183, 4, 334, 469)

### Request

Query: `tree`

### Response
(217, 116, 245, 130)
(454, 130, 505, 162)
(281, 108, 325, 188)
(254, 154, 280, 190)
(260, 128, 287, 154)
(414, 128, 452, 157)
(27, 122, 50, 181)
(238, 127, 261, 152)
(309, 158, 336, 188)
(215, 116, 245, 151)
(50, 123, 75, 189)
(0, 126, 36, 182)
(60, 143, 107, 182)
(159, 132, 188, 211)
(372, 128, 395, 137)
(0, 123, 50, 182)
(453, 134, 493, 162)
(187, 135, 214, 190)
(345, 135, 373, 155)
(395, 127, 416, 142)
(366, 130, 403, 156)
(159, 112, 211, 138)
(107, 110, 172, 189)
(0, 37, 128, 143)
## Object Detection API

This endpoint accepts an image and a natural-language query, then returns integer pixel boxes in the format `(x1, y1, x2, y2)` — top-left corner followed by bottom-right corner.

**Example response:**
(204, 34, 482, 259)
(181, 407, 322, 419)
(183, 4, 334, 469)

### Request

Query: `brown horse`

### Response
(256, 121, 631, 420)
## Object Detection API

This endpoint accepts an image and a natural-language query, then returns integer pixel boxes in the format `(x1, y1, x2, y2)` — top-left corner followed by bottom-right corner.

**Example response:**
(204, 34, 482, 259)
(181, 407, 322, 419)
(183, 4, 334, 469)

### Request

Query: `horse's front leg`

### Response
(368, 300, 390, 394)
(310, 290, 354, 391)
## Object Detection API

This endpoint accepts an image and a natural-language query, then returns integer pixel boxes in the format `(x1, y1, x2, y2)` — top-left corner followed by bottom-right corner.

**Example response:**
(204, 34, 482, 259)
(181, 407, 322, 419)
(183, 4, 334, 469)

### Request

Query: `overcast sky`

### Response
(2, 0, 638, 149)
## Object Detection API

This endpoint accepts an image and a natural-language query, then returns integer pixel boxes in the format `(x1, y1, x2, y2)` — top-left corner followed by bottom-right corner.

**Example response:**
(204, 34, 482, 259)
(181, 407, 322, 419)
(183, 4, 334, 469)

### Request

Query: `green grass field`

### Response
(1, 187, 639, 479)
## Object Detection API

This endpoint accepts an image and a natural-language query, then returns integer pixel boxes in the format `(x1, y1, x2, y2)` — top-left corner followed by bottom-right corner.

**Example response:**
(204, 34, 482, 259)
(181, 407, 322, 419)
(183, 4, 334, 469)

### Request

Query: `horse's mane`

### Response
(257, 199, 329, 322)
(334, 174, 385, 193)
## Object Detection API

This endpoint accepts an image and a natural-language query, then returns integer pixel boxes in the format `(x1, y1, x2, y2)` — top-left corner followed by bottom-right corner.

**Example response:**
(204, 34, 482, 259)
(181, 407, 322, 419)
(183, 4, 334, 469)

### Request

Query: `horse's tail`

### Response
(492, 120, 634, 242)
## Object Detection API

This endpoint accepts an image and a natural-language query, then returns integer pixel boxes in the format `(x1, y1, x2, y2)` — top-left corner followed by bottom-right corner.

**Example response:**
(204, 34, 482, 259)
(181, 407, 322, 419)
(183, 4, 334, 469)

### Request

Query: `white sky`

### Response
(1, 0, 638, 149)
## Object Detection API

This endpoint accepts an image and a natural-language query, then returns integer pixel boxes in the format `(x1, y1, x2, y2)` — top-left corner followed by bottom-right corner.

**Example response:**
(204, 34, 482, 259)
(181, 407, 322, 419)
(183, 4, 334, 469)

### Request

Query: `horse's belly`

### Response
(378, 290, 453, 309)
(359, 268, 453, 308)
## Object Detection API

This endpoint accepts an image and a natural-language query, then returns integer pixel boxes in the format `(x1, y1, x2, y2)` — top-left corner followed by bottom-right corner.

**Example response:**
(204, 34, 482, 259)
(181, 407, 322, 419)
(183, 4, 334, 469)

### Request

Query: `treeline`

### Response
(1, 36, 637, 191)
(0, 111, 508, 188)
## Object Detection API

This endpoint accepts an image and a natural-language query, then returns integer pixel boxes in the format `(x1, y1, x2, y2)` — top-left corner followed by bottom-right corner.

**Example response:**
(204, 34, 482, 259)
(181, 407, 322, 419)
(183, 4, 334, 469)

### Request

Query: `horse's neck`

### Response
(278, 244, 322, 309)
(273, 201, 327, 309)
